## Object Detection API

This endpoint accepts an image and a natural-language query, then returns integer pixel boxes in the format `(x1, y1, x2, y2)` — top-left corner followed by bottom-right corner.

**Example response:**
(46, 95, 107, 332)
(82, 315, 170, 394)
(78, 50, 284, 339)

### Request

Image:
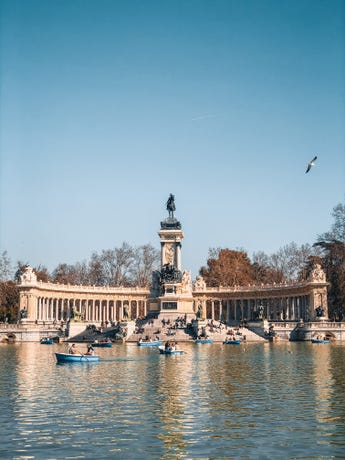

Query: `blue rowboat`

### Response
(195, 338, 214, 344)
(40, 338, 54, 345)
(91, 341, 112, 348)
(138, 340, 163, 347)
(311, 339, 329, 344)
(55, 353, 99, 363)
(158, 346, 184, 355)
(223, 339, 241, 345)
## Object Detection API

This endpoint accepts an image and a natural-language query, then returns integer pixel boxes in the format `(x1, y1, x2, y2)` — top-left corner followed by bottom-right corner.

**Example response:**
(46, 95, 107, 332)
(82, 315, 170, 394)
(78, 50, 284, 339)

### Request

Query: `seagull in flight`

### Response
(305, 155, 317, 174)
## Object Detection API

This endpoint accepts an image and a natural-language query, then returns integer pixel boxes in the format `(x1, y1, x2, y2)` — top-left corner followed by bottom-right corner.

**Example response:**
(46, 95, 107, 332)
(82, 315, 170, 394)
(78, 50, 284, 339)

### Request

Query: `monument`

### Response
(149, 194, 194, 318)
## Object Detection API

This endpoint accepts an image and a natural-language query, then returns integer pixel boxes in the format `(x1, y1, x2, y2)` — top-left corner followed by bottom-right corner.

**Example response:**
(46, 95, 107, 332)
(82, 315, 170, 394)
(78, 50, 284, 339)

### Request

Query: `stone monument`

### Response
(149, 195, 194, 318)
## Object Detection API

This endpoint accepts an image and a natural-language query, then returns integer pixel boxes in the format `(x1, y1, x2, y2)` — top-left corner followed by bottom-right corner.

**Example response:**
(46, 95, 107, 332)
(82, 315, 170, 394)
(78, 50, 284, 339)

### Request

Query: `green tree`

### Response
(315, 199, 345, 320)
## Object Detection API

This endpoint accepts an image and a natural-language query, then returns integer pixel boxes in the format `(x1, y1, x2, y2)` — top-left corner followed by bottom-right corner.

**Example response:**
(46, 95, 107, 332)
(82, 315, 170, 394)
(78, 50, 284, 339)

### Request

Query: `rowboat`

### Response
(311, 339, 329, 344)
(40, 338, 54, 345)
(55, 352, 100, 363)
(195, 338, 213, 344)
(138, 340, 163, 347)
(223, 339, 241, 345)
(91, 341, 112, 348)
(158, 345, 184, 355)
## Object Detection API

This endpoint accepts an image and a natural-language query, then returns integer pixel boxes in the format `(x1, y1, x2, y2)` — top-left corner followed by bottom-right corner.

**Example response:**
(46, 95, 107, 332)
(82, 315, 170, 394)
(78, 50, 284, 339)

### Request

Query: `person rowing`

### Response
(86, 344, 94, 355)
(68, 343, 81, 354)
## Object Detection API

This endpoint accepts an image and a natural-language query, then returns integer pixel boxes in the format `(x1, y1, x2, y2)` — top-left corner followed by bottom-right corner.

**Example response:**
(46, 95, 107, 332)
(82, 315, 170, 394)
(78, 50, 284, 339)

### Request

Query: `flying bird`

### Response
(305, 155, 317, 174)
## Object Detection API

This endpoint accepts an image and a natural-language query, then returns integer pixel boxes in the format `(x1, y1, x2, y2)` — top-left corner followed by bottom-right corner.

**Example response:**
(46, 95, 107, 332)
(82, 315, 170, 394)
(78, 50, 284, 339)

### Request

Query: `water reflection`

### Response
(0, 342, 345, 459)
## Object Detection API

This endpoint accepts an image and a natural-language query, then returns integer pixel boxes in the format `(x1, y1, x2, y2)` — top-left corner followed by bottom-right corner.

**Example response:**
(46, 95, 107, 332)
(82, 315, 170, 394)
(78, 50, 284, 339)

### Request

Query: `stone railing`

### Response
(19, 280, 150, 295)
(193, 280, 319, 294)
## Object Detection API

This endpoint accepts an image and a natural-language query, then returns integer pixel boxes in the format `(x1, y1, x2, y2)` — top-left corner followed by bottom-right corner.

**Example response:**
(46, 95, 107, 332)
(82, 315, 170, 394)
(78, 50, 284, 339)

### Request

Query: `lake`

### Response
(0, 341, 345, 459)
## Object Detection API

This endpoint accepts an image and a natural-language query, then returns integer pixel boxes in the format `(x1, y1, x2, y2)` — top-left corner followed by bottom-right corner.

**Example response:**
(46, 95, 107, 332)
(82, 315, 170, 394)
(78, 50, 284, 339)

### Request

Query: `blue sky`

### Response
(1, 0, 344, 279)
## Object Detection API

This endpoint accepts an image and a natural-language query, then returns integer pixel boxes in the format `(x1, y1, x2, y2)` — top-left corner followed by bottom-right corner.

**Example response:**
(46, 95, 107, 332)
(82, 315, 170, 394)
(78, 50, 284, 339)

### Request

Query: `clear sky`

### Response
(1, 0, 344, 279)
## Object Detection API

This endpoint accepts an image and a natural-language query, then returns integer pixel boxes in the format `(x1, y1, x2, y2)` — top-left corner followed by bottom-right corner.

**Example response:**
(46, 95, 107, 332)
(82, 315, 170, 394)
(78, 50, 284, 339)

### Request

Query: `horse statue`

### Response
(166, 194, 176, 218)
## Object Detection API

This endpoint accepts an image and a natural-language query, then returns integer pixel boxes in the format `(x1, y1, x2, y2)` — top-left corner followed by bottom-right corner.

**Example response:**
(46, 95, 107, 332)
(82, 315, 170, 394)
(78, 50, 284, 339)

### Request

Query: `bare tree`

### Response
(131, 244, 160, 287)
(268, 243, 318, 282)
(0, 251, 12, 281)
(88, 252, 107, 286)
(52, 264, 78, 284)
(252, 251, 284, 284)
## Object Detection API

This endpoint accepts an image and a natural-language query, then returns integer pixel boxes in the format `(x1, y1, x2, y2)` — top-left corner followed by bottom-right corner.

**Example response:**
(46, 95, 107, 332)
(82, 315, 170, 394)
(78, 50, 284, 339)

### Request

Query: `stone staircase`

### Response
(126, 317, 266, 343)
(67, 317, 267, 344)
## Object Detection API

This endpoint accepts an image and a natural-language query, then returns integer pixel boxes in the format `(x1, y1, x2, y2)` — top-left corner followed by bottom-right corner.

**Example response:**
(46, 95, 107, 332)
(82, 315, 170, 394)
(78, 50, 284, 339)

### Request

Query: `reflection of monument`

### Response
(149, 194, 194, 317)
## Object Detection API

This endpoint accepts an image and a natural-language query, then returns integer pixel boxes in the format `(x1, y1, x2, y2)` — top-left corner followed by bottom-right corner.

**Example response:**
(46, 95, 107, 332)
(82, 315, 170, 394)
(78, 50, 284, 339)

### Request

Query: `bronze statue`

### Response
(166, 194, 176, 218)
(316, 306, 325, 317)
(196, 303, 203, 319)
(123, 304, 130, 319)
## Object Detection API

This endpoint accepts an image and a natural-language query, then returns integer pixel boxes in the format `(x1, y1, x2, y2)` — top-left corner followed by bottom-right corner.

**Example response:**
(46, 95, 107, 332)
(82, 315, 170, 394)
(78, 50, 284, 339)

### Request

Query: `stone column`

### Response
(226, 299, 230, 322)
(37, 297, 41, 321)
(176, 242, 182, 271)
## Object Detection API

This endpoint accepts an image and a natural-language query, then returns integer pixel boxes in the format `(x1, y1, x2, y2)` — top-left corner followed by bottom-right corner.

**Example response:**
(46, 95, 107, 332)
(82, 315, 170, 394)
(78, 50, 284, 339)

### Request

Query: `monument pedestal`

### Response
(315, 316, 327, 322)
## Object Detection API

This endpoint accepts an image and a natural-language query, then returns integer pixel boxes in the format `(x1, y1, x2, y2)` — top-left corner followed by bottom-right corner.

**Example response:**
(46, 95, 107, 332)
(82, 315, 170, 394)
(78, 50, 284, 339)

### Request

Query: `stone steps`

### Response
(127, 319, 266, 343)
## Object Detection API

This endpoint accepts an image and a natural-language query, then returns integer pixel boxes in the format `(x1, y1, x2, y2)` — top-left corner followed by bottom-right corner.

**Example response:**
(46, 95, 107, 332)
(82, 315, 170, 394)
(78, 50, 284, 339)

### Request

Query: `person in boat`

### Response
(86, 344, 94, 355)
(68, 343, 81, 354)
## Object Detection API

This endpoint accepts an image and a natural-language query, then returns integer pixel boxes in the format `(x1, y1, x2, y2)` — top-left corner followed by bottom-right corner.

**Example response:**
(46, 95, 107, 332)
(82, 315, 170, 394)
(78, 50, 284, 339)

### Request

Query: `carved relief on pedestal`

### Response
(20, 266, 37, 284)
(164, 243, 175, 265)
(309, 264, 326, 283)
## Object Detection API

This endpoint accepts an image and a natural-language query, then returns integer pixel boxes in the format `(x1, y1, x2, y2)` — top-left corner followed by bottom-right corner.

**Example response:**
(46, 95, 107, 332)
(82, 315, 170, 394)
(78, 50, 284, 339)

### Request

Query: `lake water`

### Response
(0, 341, 345, 459)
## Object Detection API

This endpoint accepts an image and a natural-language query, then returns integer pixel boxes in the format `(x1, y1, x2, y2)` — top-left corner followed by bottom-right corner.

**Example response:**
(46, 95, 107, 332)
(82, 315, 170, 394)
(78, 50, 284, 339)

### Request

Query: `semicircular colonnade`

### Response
(18, 275, 329, 325)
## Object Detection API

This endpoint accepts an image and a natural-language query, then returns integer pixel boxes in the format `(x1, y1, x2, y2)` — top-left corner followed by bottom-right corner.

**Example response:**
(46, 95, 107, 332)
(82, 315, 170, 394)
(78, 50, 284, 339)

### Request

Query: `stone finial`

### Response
(194, 275, 206, 290)
(309, 264, 326, 282)
(20, 266, 37, 284)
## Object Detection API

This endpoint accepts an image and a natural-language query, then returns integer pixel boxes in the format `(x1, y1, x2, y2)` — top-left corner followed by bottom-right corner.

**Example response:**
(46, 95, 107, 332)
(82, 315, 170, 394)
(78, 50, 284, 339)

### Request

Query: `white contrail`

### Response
(190, 114, 217, 121)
